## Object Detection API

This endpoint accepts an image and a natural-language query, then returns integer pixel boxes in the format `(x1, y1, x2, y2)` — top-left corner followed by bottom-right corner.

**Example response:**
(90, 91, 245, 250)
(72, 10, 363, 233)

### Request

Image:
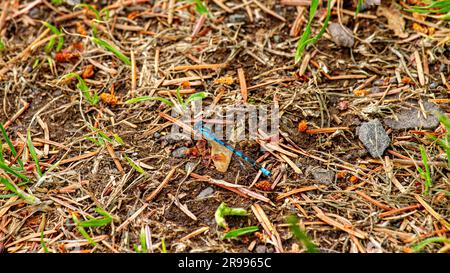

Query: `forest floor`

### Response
(0, 0, 449, 253)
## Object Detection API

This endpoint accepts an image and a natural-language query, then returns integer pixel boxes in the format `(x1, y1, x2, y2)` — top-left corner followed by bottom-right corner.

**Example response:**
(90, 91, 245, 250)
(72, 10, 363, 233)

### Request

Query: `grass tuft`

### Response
(417, 145, 432, 195)
(287, 215, 318, 253)
(295, 0, 332, 63)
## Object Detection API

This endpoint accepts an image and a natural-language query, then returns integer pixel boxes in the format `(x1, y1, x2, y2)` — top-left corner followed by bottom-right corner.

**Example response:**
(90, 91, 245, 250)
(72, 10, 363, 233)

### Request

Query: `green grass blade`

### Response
(185, 92, 208, 105)
(74, 4, 101, 21)
(0, 123, 24, 169)
(77, 207, 113, 227)
(91, 37, 131, 65)
(176, 87, 184, 106)
(161, 238, 167, 253)
(411, 237, 450, 252)
(45, 37, 55, 53)
(287, 214, 318, 253)
(27, 130, 42, 177)
(63, 73, 98, 105)
(223, 226, 259, 239)
(295, 0, 331, 63)
(124, 154, 145, 174)
(72, 213, 97, 246)
(40, 214, 49, 253)
(0, 177, 39, 204)
(140, 228, 148, 253)
(418, 145, 432, 195)
(0, 161, 30, 182)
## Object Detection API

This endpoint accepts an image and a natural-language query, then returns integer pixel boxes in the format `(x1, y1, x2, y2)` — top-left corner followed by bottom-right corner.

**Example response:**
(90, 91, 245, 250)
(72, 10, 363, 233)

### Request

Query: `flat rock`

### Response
(384, 102, 441, 130)
(328, 23, 354, 48)
(310, 167, 335, 185)
(196, 187, 214, 199)
(358, 119, 390, 157)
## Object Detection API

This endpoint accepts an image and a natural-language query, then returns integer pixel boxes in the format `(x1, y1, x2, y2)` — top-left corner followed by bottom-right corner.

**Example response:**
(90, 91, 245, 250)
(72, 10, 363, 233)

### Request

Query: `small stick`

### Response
(146, 167, 177, 202)
(168, 193, 197, 221)
(289, 7, 305, 37)
(414, 50, 425, 86)
(384, 156, 407, 194)
(105, 142, 125, 176)
(298, 52, 310, 76)
(279, 153, 302, 174)
(191, 13, 206, 38)
(305, 127, 349, 134)
(355, 191, 392, 211)
(162, 75, 212, 86)
(276, 185, 326, 201)
(280, 0, 311, 6)
(237, 68, 248, 103)
(212, 0, 232, 13)
(354, 75, 377, 91)
(179, 227, 209, 242)
(158, 89, 197, 96)
(33, 138, 68, 150)
(0, 0, 10, 36)
(59, 150, 99, 165)
(167, 0, 175, 25)
(88, 59, 118, 75)
(414, 194, 450, 229)
(4, 101, 29, 129)
(154, 47, 160, 75)
(36, 116, 49, 158)
(303, 194, 367, 239)
(116, 203, 149, 232)
(251, 204, 284, 253)
(130, 50, 137, 97)
(429, 99, 450, 103)
(379, 204, 422, 218)
(253, 0, 286, 22)
(173, 63, 227, 71)
(243, 0, 254, 22)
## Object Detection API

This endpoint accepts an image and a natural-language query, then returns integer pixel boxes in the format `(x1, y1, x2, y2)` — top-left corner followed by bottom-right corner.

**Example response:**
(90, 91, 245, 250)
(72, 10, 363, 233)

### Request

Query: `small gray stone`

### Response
(328, 23, 354, 48)
(255, 245, 267, 253)
(311, 167, 335, 185)
(229, 13, 247, 23)
(171, 147, 189, 158)
(384, 102, 441, 130)
(185, 162, 196, 173)
(358, 119, 390, 158)
(196, 187, 214, 199)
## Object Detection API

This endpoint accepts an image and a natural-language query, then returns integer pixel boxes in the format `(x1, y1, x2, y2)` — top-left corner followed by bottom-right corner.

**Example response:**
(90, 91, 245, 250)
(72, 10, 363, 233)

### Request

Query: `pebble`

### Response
(229, 13, 247, 23)
(185, 162, 196, 173)
(358, 119, 391, 157)
(429, 82, 439, 89)
(328, 23, 354, 48)
(171, 147, 189, 158)
(255, 245, 267, 253)
(162, 133, 192, 145)
(384, 102, 441, 130)
(196, 187, 214, 199)
(311, 167, 335, 185)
